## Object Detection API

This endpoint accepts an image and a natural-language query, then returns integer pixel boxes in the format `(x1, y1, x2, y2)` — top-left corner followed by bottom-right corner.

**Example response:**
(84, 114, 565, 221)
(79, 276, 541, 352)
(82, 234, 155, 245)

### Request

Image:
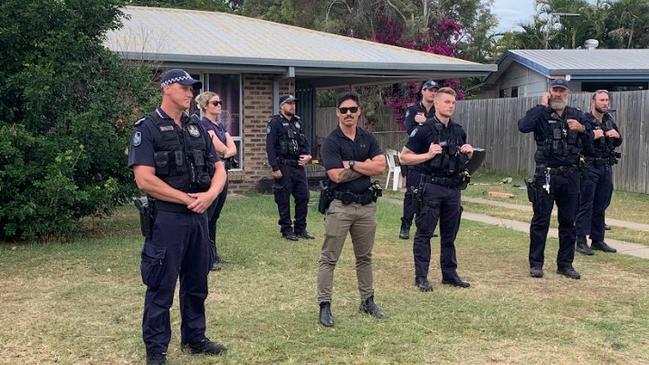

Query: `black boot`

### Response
(146, 353, 167, 365)
(359, 295, 386, 318)
(319, 302, 334, 327)
(181, 337, 227, 356)
(415, 277, 433, 292)
(399, 225, 409, 240)
(591, 240, 617, 253)
(442, 274, 470, 288)
(557, 266, 581, 279)
(575, 237, 594, 256)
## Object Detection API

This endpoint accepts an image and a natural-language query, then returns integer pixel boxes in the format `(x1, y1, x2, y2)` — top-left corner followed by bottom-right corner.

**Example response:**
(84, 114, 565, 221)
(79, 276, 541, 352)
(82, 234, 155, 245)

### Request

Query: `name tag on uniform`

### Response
(160, 125, 174, 132)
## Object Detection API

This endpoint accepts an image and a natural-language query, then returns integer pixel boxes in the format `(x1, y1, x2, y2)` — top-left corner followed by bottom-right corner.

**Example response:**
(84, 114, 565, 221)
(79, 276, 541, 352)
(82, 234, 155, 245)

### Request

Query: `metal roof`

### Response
(483, 49, 649, 85)
(105, 6, 495, 84)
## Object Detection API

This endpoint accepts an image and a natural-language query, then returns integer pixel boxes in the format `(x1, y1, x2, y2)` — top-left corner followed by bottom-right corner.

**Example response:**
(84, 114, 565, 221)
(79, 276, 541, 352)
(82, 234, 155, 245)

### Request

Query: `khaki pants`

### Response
(317, 199, 377, 303)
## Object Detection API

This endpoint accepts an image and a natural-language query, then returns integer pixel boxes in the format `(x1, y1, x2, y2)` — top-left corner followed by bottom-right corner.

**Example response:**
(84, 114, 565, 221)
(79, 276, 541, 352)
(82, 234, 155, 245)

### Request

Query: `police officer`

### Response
(196, 91, 238, 270)
(518, 79, 592, 280)
(399, 87, 473, 292)
(400, 80, 439, 240)
(575, 90, 621, 255)
(266, 95, 314, 241)
(317, 92, 387, 327)
(128, 69, 228, 365)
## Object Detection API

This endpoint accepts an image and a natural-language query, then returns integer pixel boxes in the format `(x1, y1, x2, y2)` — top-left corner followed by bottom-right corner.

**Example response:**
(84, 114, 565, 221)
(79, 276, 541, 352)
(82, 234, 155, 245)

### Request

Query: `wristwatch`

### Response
(348, 160, 356, 170)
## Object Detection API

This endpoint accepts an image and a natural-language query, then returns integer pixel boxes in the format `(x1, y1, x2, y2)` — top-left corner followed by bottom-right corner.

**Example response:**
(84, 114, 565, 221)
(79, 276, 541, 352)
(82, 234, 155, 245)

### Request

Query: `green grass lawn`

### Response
(1, 194, 649, 364)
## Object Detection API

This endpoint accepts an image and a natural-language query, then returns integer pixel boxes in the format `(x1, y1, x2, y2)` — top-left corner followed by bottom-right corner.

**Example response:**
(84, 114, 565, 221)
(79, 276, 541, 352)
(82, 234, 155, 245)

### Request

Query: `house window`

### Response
(511, 87, 519, 98)
(206, 74, 243, 170)
(499, 89, 506, 98)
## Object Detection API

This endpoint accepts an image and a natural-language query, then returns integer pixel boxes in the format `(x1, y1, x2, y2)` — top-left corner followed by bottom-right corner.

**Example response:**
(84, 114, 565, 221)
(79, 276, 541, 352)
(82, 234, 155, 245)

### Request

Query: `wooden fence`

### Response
(314, 90, 649, 194)
(454, 90, 649, 194)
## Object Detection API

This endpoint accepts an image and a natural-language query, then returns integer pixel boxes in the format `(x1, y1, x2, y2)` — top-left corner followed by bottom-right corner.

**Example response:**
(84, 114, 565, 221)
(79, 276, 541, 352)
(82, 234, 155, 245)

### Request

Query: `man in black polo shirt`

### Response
(316, 92, 387, 328)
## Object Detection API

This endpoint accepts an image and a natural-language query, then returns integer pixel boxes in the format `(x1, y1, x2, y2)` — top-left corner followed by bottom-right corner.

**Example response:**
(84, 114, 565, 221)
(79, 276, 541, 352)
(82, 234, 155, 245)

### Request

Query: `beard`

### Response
(595, 106, 608, 114)
(550, 97, 566, 110)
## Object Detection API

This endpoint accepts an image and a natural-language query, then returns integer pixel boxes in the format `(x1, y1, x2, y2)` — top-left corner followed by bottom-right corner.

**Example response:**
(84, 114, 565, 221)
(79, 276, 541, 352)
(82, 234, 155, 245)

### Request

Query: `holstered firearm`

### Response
(318, 181, 333, 214)
(524, 178, 536, 204)
(133, 197, 155, 238)
(369, 180, 383, 202)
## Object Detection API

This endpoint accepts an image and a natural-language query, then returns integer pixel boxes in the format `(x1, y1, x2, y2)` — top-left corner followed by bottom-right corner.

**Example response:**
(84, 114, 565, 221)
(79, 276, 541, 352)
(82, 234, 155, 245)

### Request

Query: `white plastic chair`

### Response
(385, 149, 401, 191)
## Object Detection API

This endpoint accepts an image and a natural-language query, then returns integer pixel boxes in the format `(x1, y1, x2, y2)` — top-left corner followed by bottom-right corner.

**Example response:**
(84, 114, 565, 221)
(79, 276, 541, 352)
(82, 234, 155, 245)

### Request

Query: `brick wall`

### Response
(227, 74, 295, 192)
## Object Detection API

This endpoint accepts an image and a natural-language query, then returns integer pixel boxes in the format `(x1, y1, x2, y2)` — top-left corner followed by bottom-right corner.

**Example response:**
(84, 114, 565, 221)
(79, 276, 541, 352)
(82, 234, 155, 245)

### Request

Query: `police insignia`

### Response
(132, 131, 142, 146)
(188, 125, 200, 137)
(409, 128, 418, 137)
(405, 110, 410, 118)
(295, 122, 301, 129)
(266, 126, 272, 134)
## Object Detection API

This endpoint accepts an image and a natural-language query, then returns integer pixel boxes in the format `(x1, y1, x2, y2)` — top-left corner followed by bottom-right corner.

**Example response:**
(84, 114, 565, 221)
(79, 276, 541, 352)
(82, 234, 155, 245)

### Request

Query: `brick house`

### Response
(106, 6, 495, 191)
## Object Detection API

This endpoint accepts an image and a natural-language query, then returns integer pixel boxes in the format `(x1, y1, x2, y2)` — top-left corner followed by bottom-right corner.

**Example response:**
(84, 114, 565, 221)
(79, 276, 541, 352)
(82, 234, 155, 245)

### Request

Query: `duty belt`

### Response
(423, 175, 461, 188)
(155, 200, 193, 214)
(584, 157, 610, 166)
(277, 157, 300, 167)
(535, 165, 579, 176)
(331, 190, 374, 205)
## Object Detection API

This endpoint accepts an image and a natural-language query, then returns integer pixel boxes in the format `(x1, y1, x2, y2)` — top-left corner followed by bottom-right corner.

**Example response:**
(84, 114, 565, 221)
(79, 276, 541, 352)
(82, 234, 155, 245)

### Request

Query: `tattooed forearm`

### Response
(337, 168, 363, 183)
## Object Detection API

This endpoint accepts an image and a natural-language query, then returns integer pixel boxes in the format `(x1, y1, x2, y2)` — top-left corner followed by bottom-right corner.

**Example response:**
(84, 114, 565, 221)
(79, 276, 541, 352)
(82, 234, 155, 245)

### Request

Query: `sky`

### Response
(491, 0, 599, 33)
(492, 0, 537, 33)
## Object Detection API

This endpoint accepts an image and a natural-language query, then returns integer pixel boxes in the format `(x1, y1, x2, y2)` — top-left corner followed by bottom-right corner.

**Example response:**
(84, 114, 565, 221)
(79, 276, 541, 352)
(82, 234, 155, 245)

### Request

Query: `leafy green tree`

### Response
(0, 0, 158, 240)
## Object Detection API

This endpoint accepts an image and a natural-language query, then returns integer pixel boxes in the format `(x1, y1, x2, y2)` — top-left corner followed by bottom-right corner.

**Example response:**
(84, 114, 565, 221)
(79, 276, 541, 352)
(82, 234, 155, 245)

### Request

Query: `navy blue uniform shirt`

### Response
(200, 117, 228, 145)
(405, 117, 467, 175)
(404, 102, 436, 134)
(266, 113, 310, 171)
(320, 126, 383, 194)
(518, 105, 592, 167)
(128, 108, 218, 173)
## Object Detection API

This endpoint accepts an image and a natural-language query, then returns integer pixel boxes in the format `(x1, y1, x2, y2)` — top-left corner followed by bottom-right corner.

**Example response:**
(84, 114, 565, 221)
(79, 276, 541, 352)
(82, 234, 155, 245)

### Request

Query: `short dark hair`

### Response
(337, 92, 360, 108)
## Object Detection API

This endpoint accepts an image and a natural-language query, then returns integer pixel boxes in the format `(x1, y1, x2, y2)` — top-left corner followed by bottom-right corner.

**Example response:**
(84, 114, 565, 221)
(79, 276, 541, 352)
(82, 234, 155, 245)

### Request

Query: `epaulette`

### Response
(134, 116, 148, 126)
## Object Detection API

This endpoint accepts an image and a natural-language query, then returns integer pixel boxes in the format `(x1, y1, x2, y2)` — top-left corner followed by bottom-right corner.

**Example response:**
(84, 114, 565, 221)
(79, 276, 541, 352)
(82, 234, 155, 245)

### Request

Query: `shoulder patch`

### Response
(405, 110, 410, 118)
(132, 131, 142, 147)
(266, 126, 272, 134)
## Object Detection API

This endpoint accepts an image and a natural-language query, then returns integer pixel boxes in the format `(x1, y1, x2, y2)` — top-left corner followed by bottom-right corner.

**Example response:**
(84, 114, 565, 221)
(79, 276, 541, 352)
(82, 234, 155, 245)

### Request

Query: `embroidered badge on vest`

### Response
(187, 124, 200, 137)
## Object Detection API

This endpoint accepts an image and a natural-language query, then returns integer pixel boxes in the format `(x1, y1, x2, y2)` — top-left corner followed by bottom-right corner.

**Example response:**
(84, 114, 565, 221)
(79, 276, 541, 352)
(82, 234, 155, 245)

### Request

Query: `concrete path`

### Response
(462, 196, 649, 233)
(461, 211, 649, 259)
(383, 197, 649, 260)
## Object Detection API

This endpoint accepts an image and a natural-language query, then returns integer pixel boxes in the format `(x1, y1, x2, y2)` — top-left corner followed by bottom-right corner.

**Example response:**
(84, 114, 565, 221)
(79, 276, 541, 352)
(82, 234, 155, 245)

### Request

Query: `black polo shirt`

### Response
(320, 126, 383, 194)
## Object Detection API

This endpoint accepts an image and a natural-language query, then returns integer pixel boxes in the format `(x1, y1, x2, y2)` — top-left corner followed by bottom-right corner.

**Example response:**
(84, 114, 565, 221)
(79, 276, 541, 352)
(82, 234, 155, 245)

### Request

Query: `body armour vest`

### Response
(276, 115, 307, 158)
(149, 113, 215, 193)
(422, 121, 469, 178)
(590, 114, 619, 162)
(535, 110, 582, 165)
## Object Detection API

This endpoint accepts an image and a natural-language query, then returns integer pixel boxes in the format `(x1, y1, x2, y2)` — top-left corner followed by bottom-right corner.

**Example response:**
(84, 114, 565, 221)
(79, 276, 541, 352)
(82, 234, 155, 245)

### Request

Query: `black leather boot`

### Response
(319, 302, 334, 327)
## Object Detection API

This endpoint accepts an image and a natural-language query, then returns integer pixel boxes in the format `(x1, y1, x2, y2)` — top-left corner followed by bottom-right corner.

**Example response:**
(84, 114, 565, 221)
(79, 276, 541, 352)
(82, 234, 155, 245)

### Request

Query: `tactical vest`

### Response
(591, 114, 618, 162)
(535, 111, 581, 165)
(149, 113, 214, 192)
(275, 115, 307, 157)
(424, 121, 469, 178)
